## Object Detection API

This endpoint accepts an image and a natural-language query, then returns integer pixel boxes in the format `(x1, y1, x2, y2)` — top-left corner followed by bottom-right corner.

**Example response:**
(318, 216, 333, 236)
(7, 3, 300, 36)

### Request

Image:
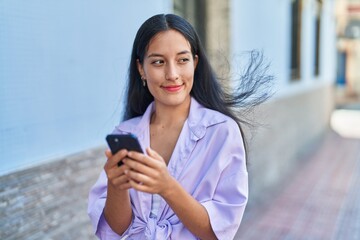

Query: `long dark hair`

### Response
(123, 13, 273, 156)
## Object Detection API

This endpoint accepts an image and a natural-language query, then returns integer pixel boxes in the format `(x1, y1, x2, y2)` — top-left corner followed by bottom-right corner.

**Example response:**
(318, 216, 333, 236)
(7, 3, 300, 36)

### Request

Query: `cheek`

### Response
(144, 68, 163, 82)
(184, 67, 196, 82)
(187, 79, 194, 89)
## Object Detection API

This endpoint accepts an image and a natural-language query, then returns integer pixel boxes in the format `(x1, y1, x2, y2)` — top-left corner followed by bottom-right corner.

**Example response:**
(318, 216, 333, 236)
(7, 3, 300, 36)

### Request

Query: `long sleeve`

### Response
(197, 121, 248, 239)
(201, 169, 248, 239)
(177, 103, 248, 239)
(88, 98, 248, 239)
(87, 170, 132, 239)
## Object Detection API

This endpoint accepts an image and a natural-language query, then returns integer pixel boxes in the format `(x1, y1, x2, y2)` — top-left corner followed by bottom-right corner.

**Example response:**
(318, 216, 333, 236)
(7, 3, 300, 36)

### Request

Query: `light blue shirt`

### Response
(88, 98, 248, 239)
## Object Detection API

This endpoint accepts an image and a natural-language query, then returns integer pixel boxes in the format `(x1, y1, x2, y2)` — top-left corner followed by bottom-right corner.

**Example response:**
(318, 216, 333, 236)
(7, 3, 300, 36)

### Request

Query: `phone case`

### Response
(106, 134, 143, 154)
(106, 134, 143, 166)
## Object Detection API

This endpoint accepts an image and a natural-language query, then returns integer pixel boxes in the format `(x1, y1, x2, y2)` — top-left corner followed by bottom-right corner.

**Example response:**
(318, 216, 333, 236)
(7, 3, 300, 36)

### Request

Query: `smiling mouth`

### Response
(161, 84, 184, 92)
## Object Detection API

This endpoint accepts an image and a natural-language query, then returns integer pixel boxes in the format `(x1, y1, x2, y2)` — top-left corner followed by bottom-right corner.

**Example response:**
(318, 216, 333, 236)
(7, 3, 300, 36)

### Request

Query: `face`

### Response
(137, 29, 198, 109)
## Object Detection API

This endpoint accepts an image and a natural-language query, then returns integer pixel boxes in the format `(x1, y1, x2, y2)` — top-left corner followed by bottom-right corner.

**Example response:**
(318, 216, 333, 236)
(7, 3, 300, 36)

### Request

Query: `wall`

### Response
(206, 0, 231, 77)
(0, 0, 172, 175)
(230, 0, 337, 203)
(0, 1, 172, 239)
(0, 147, 104, 240)
(0, 0, 338, 238)
(246, 84, 334, 205)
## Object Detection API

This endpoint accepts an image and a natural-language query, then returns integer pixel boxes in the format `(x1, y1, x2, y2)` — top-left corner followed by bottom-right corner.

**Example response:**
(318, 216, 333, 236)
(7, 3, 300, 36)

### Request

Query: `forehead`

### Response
(147, 29, 192, 54)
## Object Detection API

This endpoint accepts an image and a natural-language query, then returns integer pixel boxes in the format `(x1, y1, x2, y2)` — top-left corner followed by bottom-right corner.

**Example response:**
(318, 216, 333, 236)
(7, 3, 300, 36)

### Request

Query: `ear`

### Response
(193, 55, 199, 69)
(136, 59, 145, 78)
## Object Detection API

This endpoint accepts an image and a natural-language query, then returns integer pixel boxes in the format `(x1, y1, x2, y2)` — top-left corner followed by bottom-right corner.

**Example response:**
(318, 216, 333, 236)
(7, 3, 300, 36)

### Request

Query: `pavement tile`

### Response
(235, 131, 360, 240)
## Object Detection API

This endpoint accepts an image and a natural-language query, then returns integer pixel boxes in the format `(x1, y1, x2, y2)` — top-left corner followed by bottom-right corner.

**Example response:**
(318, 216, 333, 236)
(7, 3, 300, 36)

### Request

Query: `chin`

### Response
(157, 94, 191, 107)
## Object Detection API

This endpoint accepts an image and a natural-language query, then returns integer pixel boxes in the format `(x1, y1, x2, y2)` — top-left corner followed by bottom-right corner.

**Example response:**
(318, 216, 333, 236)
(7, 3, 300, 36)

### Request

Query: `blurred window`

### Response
(314, 1, 322, 76)
(173, 0, 207, 49)
(290, 0, 302, 80)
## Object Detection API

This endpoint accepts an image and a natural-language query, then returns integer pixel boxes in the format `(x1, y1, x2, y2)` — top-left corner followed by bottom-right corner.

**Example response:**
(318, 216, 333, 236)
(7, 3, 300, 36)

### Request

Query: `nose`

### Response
(165, 63, 179, 81)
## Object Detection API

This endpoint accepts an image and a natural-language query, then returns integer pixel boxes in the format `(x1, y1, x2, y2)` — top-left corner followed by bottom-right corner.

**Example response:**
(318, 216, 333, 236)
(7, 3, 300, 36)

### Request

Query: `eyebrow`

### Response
(147, 50, 191, 58)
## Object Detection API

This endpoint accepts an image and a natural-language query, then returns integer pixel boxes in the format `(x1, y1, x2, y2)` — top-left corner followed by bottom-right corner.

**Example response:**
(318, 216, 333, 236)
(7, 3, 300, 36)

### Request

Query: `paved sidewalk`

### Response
(235, 130, 360, 240)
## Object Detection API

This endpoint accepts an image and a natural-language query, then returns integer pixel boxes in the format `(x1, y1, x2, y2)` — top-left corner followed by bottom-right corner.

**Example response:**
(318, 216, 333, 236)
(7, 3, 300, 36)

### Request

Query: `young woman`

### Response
(88, 13, 271, 240)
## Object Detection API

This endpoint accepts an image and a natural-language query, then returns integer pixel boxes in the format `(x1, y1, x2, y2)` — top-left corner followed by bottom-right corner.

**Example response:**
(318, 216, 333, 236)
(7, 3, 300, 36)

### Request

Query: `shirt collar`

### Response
(118, 97, 227, 140)
(187, 97, 227, 140)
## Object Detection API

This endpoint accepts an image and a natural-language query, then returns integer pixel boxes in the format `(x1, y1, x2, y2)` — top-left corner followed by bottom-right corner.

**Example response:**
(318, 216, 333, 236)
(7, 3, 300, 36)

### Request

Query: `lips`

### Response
(161, 84, 183, 92)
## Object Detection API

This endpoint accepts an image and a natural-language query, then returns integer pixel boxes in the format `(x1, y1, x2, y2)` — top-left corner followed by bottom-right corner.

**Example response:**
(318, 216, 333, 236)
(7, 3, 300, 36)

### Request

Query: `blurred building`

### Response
(0, 0, 337, 239)
(174, 0, 336, 206)
(336, 0, 360, 98)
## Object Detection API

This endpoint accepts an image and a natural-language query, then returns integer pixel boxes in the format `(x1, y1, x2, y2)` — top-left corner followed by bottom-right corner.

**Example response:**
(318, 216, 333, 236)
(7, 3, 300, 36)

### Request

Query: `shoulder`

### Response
(188, 98, 240, 139)
(190, 97, 237, 125)
(203, 109, 242, 141)
(112, 116, 143, 134)
(111, 101, 154, 134)
(188, 103, 246, 172)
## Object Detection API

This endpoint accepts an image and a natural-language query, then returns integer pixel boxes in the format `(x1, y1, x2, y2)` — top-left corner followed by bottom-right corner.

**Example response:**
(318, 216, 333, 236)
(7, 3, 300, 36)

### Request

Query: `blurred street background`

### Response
(1, 0, 360, 239)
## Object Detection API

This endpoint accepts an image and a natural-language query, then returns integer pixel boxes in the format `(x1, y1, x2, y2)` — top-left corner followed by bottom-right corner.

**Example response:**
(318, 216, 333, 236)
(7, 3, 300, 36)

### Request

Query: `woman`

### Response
(88, 13, 270, 239)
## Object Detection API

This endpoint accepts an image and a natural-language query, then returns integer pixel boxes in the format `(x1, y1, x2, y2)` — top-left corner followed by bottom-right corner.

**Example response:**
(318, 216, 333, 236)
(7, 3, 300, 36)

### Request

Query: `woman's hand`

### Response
(122, 147, 175, 196)
(104, 149, 132, 191)
(103, 149, 133, 235)
(119, 148, 217, 239)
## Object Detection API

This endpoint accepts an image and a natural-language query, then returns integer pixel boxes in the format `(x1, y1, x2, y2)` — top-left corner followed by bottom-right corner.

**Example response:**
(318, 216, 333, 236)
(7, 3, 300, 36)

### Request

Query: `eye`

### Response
(151, 59, 164, 65)
(178, 58, 190, 64)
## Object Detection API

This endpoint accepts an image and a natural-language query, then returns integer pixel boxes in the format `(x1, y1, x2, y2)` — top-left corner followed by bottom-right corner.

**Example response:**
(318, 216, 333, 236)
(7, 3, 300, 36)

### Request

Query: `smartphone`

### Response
(106, 134, 143, 166)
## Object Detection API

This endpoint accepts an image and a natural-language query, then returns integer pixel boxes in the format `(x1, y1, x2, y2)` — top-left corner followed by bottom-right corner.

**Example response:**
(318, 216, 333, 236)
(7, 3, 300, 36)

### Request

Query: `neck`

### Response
(151, 97, 191, 127)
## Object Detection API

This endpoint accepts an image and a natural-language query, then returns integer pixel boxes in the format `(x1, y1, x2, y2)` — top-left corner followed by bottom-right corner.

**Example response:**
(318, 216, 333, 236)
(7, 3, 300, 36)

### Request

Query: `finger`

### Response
(114, 174, 129, 184)
(123, 157, 157, 177)
(105, 149, 112, 158)
(127, 150, 163, 168)
(126, 151, 148, 164)
(109, 174, 133, 191)
(108, 172, 130, 187)
(106, 164, 128, 179)
(125, 168, 153, 185)
(126, 152, 151, 168)
(128, 179, 151, 193)
(146, 147, 163, 161)
(106, 149, 128, 168)
(107, 163, 131, 180)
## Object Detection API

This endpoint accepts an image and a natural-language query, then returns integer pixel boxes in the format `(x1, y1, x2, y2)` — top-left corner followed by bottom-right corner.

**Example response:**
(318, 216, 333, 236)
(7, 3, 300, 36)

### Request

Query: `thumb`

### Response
(146, 147, 163, 162)
(105, 149, 112, 158)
